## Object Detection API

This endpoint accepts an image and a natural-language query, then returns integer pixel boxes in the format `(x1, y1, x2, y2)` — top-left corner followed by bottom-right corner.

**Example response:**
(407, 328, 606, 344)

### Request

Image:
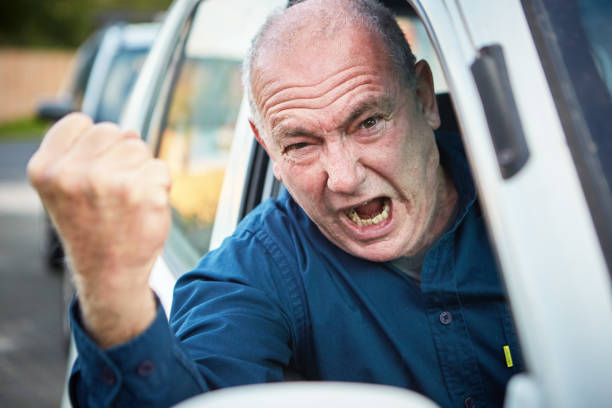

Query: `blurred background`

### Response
(0, 1, 170, 406)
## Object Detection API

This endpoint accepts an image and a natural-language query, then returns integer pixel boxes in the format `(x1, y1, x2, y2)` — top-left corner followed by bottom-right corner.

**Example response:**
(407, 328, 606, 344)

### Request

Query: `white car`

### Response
(62, 0, 612, 407)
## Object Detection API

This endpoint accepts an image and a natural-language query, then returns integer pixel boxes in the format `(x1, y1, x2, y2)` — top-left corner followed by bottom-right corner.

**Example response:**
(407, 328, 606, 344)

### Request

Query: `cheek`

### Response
(374, 126, 435, 191)
(278, 161, 327, 200)
(375, 128, 415, 175)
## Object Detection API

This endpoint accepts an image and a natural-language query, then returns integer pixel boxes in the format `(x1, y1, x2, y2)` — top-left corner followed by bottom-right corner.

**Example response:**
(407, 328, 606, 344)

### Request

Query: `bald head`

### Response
(243, 0, 417, 127)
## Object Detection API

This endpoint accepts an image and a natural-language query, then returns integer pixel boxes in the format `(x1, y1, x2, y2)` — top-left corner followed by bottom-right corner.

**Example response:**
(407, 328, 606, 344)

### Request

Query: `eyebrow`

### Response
(339, 95, 395, 130)
(271, 95, 396, 143)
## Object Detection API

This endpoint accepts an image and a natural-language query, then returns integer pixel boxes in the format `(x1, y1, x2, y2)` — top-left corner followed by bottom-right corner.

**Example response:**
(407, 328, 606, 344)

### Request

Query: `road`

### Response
(0, 141, 65, 407)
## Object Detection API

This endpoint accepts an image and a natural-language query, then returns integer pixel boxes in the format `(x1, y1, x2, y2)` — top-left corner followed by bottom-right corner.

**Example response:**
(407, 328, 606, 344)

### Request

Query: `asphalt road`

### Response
(0, 141, 66, 407)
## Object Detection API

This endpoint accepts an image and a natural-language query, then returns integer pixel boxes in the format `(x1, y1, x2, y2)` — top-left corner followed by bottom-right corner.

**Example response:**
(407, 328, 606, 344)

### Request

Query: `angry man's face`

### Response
(251, 23, 446, 262)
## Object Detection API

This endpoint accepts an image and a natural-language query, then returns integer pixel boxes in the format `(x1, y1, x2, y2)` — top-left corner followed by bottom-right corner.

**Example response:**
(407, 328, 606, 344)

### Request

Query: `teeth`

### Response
(345, 200, 390, 226)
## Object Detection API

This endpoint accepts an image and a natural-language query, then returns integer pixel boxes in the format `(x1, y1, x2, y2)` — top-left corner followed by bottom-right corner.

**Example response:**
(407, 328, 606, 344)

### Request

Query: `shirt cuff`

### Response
(69, 296, 179, 407)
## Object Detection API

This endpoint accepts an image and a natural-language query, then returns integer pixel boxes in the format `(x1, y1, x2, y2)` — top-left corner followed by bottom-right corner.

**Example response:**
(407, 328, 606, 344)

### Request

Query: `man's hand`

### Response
(28, 113, 171, 348)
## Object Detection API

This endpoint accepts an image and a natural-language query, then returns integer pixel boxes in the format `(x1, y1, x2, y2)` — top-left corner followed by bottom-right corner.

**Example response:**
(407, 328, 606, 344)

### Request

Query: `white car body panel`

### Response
(412, 1, 612, 407)
(175, 382, 439, 408)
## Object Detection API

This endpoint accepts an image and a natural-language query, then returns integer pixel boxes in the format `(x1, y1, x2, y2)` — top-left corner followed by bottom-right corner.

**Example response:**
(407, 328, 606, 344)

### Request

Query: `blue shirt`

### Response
(70, 133, 523, 408)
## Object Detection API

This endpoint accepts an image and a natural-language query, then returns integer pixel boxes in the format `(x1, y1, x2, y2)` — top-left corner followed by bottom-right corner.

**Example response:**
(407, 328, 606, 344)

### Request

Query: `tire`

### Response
(45, 214, 64, 271)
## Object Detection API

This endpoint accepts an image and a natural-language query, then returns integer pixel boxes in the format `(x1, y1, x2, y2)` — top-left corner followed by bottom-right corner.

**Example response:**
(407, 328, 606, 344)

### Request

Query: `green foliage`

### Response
(0, 116, 49, 141)
(0, 0, 173, 48)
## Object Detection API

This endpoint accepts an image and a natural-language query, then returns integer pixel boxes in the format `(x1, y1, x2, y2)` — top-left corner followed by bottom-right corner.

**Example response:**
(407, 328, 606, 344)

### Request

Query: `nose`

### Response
(324, 141, 365, 194)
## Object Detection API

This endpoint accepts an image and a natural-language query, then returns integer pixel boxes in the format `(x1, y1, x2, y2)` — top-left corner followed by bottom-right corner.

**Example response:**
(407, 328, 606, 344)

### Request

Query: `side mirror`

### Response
(36, 100, 74, 122)
(174, 382, 440, 408)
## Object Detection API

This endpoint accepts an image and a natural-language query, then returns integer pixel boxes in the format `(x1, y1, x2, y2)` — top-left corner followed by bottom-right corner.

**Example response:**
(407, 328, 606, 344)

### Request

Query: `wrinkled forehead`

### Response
(251, 22, 398, 125)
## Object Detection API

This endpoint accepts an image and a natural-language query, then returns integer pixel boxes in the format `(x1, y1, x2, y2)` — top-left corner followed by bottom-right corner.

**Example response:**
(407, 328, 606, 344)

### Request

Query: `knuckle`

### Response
(89, 171, 113, 197)
(122, 129, 141, 140)
(92, 171, 136, 205)
(151, 189, 170, 209)
(59, 112, 94, 128)
(95, 121, 121, 134)
(117, 182, 133, 204)
(126, 189, 143, 208)
(88, 122, 122, 142)
(26, 153, 45, 185)
(125, 138, 151, 158)
(151, 159, 172, 184)
(55, 165, 83, 196)
(50, 113, 94, 139)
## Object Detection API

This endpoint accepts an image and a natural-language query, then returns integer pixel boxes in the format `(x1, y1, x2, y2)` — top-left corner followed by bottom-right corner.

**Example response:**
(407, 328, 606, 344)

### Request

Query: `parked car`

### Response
(62, 0, 612, 407)
(37, 22, 159, 348)
(38, 22, 159, 269)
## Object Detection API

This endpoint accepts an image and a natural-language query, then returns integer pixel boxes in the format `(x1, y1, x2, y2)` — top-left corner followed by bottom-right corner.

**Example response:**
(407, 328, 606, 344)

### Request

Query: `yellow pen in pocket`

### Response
(503, 345, 514, 368)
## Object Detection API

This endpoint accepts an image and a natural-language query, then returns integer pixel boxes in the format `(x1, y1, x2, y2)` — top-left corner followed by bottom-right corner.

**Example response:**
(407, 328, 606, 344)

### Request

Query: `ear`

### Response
(249, 119, 283, 182)
(249, 118, 265, 148)
(414, 60, 440, 130)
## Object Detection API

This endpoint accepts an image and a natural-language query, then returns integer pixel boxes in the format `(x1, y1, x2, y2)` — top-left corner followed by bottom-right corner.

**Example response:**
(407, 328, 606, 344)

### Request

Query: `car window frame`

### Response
(521, 0, 612, 272)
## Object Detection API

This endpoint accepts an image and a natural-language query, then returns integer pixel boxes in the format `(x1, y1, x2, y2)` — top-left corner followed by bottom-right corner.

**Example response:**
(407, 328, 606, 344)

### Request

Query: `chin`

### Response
(342, 242, 403, 263)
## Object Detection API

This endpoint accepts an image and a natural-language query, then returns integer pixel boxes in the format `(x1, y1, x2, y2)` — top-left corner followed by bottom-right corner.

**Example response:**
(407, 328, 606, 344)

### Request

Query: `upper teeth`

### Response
(345, 200, 390, 226)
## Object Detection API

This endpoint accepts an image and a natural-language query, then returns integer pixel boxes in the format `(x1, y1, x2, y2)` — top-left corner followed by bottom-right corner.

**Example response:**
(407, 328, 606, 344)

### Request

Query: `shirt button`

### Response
(439, 311, 453, 325)
(464, 396, 475, 408)
(101, 366, 116, 385)
(137, 360, 155, 377)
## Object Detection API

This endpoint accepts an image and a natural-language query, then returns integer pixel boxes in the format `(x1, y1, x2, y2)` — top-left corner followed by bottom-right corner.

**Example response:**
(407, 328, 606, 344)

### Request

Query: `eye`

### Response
(285, 142, 310, 152)
(282, 141, 315, 156)
(360, 116, 381, 129)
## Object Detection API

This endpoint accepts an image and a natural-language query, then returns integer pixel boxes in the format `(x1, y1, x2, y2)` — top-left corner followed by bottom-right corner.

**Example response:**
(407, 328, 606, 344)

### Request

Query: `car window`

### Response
(395, 14, 447, 94)
(65, 30, 104, 109)
(522, 0, 612, 268)
(158, 57, 242, 256)
(95, 47, 150, 123)
(153, 0, 251, 265)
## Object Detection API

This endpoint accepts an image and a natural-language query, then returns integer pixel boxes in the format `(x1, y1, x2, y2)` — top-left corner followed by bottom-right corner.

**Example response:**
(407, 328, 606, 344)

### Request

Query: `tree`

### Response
(0, 0, 172, 48)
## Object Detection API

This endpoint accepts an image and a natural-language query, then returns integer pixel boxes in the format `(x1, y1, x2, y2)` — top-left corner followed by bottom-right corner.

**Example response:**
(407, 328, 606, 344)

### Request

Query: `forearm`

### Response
(72, 263, 158, 349)
(69, 298, 208, 408)
(29, 113, 172, 349)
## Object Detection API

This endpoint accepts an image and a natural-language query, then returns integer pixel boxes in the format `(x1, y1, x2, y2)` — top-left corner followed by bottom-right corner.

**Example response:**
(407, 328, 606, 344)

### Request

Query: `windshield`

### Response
(95, 47, 149, 123)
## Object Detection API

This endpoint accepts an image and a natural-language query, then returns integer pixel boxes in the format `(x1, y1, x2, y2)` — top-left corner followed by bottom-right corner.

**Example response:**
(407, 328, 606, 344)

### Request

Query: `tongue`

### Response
(354, 198, 385, 219)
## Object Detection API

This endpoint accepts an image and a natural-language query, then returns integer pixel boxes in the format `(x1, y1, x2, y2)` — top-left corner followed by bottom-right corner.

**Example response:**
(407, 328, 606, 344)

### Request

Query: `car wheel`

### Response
(45, 214, 64, 271)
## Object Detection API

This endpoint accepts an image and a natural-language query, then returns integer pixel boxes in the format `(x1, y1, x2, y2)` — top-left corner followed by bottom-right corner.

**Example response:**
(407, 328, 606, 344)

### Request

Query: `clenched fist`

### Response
(28, 113, 171, 348)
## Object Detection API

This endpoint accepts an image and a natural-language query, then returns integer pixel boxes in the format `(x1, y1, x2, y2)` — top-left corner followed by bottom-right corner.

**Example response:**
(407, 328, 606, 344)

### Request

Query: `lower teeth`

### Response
(346, 200, 390, 226)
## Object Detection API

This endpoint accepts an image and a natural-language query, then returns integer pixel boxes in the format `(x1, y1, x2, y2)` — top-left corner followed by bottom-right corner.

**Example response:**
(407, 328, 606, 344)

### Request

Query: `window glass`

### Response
(158, 57, 242, 254)
(156, 0, 254, 257)
(524, 0, 612, 266)
(580, 0, 612, 97)
(61, 30, 103, 110)
(396, 15, 448, 93)
(535, 0, 612, 180)
(96, 48, 149, 123)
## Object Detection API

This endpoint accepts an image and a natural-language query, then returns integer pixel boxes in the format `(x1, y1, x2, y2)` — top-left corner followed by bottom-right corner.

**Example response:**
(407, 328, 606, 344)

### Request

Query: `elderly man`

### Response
(28, 0, 521, 407)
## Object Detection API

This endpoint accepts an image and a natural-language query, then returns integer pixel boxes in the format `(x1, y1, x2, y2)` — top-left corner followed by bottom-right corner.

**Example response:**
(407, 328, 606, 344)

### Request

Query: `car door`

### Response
(406, 0, 612, 407)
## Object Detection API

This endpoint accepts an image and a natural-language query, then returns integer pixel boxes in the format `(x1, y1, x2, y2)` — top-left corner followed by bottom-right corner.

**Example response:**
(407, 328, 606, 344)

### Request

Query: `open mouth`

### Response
(344, 197, 390, 227)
